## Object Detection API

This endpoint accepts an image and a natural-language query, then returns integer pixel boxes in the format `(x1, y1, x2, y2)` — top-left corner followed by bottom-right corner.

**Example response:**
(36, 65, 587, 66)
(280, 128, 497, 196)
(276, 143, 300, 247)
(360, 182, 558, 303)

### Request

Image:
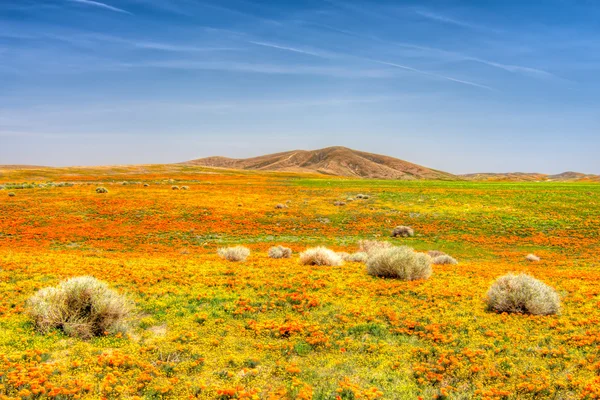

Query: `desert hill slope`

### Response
(183, 146, 456, 180)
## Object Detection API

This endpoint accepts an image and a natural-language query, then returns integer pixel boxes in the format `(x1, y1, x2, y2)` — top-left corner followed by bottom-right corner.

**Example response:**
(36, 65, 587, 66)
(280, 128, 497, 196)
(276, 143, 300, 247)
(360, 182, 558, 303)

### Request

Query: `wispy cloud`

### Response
(122, 60, 393, 78)
(69, 0, 132, 15)
(414, 9, 494, 32)
(247, 41, 329, 58)
(306, 22, 557, 80)
(371, 59, 494, 90)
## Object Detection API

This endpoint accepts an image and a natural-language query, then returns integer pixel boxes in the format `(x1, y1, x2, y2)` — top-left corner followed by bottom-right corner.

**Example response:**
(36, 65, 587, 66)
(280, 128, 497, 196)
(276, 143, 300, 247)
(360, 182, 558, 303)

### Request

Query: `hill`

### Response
(183, 146, 456, 180)
(462, 171, 600, 182)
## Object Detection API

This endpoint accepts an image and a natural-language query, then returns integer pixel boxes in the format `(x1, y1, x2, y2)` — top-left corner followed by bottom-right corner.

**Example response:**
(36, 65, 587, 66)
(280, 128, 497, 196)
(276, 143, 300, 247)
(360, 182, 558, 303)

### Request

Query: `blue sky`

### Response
(0, 0, 598, 173)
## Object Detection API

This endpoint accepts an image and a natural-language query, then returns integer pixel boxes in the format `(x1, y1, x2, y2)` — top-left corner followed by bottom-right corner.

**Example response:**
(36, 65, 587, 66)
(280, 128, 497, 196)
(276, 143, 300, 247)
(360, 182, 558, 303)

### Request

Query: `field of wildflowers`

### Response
(1, 165, 599, 399)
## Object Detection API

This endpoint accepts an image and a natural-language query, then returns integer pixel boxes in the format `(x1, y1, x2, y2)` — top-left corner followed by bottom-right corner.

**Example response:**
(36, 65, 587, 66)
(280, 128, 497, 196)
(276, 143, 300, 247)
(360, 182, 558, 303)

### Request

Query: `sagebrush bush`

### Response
(367, 246, 432, 280)
(391, 226, 414, 238)
(486, 273, 560, 315)
(432, 255, 458, 265)
(26, 276, 132, 339)
(333, 201, 346, 206)
(525, 254, 541, 262)
(339, 252, 368, 263)
(181, 186, 189, 190)
(427, 250, 446, 258)
(358, 240, 392, 255)
(299, 247, 343, 266)
(171, 186, 180, 190)
(268, 245, 292, 259)
(8, 192, 15, 197)
(275, 203, 287, 209)
(96, 187, 108, 194)
(217, 246, 250, 262)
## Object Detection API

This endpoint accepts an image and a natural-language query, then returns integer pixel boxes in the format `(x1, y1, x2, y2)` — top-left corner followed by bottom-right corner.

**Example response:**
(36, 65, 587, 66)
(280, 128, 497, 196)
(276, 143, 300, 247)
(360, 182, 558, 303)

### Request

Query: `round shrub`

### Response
(486, 273, 560, 315)
(432, 255, 458, 265)
(367, 246, 432, 280)
(275, 203, 287, 209)
(340, 251, 368, 263)
(391, 226, 414, 238)
(217, 246, 250, 262)
(181, 186, 189, 190)
(26, 276, 132, 339)
(172, 186, 180, 190)
(333, 201, 346, 206)
(268, 245, 292, 259)
(427, 250, 446, 258)
(299, 247, 343, 266)
(96, 187, 108, 194)
(8, 192, 15, 197)
(525, 254, 540, 262)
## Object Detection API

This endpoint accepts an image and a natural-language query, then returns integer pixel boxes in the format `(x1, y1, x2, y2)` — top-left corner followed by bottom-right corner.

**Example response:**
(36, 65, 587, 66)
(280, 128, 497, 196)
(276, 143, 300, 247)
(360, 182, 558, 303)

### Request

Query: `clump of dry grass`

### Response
(268, 245, 292, 259)
(432, 255, 458, 265)
(427, 250, 446, 258)
(181, 186, 189, 190)
(26, 276, 132, 339)
(171, 186, 180, 190)
(275, 203, 288, 209)
(525, 254, 541, 262)
(355, 194, 370, 199)
(299, 247, 343, 266)
(8, 192, 15, 197)
(391, 226, 414, 238)
(367, 246, 432, 280)
(95, 187, 108, 194)
(486, 273, 560, 315)
(333, 201, 346, 206)
(358, 240, 392, 255)
(217, 246, 250, 262)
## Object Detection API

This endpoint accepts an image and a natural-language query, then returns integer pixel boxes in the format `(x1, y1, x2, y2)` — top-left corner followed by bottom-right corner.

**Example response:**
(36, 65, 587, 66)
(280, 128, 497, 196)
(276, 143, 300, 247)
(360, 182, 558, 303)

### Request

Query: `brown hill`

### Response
(183, 146, 456, 180)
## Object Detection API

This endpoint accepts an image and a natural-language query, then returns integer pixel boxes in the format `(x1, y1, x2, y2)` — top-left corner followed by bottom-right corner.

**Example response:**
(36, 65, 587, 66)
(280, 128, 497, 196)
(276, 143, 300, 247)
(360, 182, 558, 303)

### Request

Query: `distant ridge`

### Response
(461, 172, 600, 182)
(183, 146, 456, 180)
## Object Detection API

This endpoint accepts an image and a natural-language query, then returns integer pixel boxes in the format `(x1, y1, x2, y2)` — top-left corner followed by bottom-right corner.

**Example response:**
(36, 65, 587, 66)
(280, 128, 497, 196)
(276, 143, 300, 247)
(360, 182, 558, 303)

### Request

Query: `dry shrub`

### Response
(171, 186, 180, 190)
(358, 240, 392, 255)
(333, 201, 346, 206)
(96, 187, 108, 194)
(26, 276, 132, 339)
(432, 255, 458, 265)
(427, 250, 446, 258)
(299, 247, 343, 266)
(268, 245, 292, 259)
(340, 252, 368, 263)
(367, 246, 432, 280)
(217, 246, 250, 262)
(8, 192, 15, 197)
(181, 186, 189, 190)
(143, 183, 149, 187)
(392, 226, 414, 238)
(486, 273, 560, 315)
(275, 203, 287, 209)
(525, 254, 541, 262)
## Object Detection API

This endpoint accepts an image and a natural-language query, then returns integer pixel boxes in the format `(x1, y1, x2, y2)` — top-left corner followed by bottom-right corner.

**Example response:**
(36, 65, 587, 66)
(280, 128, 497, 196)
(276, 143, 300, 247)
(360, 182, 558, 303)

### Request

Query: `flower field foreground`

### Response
(1, 165, 600, 399)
